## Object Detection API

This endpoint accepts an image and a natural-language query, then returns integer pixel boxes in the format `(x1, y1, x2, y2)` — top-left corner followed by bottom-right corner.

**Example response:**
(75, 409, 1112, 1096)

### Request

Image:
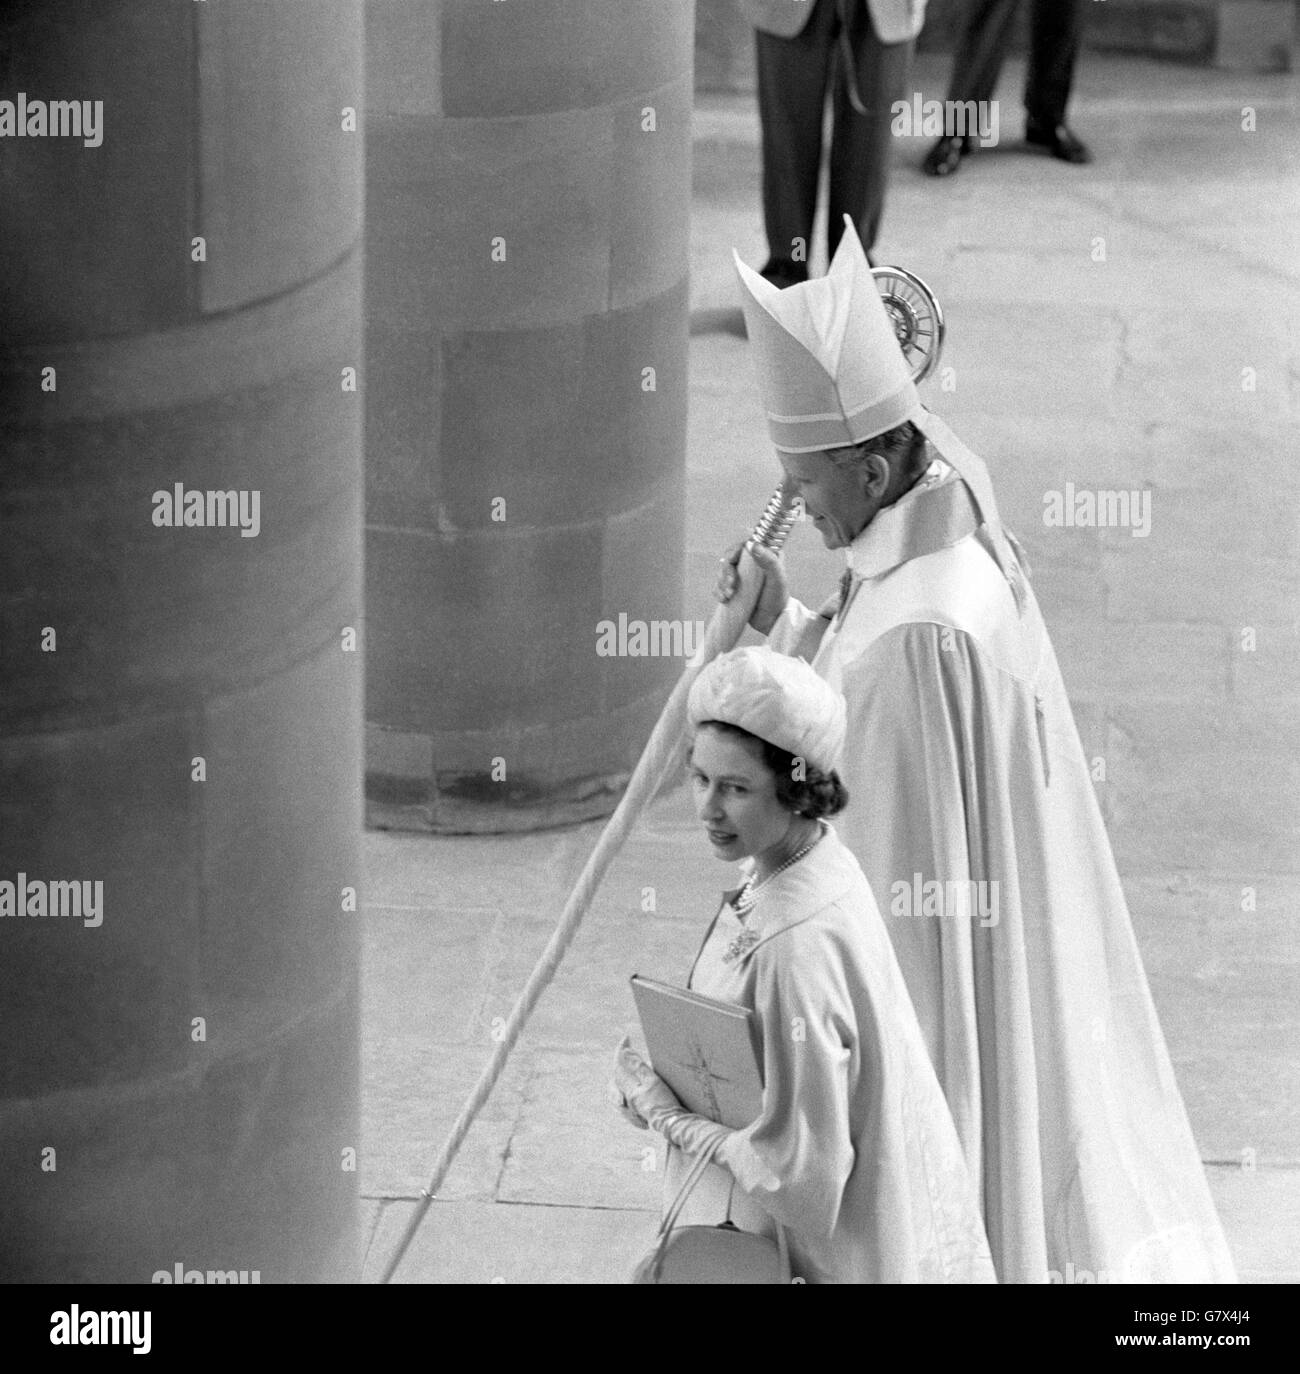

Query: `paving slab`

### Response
(1205, 1168, 1300, 1286)
(362, 1197, 654, 1285)
(360, 1032, 531, 1200)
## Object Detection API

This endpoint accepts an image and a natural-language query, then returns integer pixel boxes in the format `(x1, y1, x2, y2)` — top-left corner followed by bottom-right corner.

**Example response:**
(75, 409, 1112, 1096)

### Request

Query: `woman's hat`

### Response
(688, 646, 845, 775)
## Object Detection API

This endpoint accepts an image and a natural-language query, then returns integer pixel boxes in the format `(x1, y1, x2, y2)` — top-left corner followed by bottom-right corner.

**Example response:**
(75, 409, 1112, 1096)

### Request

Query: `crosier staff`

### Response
(377, 268, 944, 1284)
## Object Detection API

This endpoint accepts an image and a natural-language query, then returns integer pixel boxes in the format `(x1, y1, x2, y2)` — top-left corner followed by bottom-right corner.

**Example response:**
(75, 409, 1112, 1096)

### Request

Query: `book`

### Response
(630, 974, 764, 1130)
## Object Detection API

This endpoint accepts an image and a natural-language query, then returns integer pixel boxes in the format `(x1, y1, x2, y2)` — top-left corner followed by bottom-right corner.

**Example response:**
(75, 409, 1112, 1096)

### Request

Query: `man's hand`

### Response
(714, 541, 790, 637)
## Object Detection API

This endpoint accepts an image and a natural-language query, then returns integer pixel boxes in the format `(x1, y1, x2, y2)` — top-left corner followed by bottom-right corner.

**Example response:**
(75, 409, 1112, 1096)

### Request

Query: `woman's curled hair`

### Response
(699, 720, 849, 818)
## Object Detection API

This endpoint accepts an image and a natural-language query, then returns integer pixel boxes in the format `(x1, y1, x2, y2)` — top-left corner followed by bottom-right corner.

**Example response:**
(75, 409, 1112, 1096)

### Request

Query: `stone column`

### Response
(696, 0, 758, 93)
(365, 0, 693, 832)
(0, 0, 363, 1282)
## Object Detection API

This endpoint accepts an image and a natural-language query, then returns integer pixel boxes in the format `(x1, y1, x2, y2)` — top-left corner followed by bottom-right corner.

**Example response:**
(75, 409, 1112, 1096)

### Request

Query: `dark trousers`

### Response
(755, 0, 912, 277)
(946, 0, 1084, 129)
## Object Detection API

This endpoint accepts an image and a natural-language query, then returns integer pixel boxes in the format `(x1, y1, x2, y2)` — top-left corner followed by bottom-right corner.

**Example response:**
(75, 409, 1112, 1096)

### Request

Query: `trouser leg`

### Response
(827, 7, 912, 261)
(755, 0, 837, 282)
(1024, 0, 1084, 127)
(944, 0, 1023, 107)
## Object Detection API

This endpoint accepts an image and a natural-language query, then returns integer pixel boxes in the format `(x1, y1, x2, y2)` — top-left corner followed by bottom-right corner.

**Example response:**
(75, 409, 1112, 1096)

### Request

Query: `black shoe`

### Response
(1024, 120, 1092, 164)
(760, 260, 809, 290)
(922, 135, 972, 178)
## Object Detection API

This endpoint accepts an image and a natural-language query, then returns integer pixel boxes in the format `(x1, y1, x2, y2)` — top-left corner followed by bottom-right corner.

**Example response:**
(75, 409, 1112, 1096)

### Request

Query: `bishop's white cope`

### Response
(766, 456, 1237, 1283)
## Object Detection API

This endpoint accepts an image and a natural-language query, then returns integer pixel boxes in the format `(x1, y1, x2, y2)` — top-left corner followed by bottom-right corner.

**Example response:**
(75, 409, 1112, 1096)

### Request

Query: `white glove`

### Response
(610, 1033, 680, 1129)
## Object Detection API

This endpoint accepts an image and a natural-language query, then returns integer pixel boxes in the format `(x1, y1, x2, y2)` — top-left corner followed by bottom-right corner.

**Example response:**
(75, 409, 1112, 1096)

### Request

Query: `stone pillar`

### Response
(0, 0, 363, 1282)
(365, 0, 693, 833)
(696, 0, 758, 93)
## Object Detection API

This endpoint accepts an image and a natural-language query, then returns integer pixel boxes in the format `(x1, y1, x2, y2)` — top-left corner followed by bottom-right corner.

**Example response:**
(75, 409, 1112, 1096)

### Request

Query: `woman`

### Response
(613, 646, 996, 1283)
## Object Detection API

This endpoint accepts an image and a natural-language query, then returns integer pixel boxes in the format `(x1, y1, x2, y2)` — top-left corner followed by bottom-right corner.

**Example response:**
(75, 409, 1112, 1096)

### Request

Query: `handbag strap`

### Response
(656, 1135, 724, 1240)
(650, 1137, 792, 1283)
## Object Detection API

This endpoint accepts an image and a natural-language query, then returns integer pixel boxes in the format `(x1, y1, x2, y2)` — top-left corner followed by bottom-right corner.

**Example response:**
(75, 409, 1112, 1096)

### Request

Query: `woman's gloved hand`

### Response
(610, 1034, 681, 1129)
(611, 1036, 735, 1159)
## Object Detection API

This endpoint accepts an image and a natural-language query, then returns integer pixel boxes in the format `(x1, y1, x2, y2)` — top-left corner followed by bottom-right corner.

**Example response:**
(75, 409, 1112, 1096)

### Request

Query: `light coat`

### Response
(740, 0, 927, 45)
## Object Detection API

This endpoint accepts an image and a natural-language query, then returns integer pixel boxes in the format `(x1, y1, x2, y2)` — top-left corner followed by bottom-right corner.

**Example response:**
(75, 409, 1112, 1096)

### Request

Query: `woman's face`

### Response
(689, 725, 794, 867)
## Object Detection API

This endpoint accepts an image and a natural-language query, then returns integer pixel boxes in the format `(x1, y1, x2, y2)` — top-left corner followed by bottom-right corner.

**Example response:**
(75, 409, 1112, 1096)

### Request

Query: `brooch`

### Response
(722, 928, 761, 965)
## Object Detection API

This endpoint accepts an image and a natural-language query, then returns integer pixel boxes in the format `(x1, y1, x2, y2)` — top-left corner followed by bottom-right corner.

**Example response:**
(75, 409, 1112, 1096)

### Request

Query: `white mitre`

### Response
(688, 646, 846, 775)
(734, 216, 1027, 613)
(734, 218, 921, 454)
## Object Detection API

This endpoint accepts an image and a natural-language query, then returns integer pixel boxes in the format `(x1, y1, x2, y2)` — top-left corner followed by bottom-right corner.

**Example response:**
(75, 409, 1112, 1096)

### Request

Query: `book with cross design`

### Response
(630, 975, 764, 1130)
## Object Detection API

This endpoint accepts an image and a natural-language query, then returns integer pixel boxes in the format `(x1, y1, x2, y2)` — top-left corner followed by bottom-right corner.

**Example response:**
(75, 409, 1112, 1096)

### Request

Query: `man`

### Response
(923, 0, 1091, 176)
(742, 0, 926, 284)
(717, 217, 1236, 1283)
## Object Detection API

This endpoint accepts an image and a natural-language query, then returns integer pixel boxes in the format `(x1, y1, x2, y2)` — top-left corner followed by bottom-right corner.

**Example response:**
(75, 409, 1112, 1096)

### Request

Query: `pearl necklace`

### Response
(732, 820, 828, 920)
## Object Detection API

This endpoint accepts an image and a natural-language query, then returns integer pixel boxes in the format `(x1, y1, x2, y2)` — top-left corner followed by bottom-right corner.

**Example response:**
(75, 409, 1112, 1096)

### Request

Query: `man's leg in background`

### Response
(924, 0, 1022, 176)
(945, 0, 1022, 108)
(1025, 0, 1085, 129)
(827, 5, 913, 263)
(755, 0, 837, 286)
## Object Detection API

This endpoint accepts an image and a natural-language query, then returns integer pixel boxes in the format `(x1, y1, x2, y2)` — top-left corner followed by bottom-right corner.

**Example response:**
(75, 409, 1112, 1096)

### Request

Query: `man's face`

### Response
(778, 449, 883, 550)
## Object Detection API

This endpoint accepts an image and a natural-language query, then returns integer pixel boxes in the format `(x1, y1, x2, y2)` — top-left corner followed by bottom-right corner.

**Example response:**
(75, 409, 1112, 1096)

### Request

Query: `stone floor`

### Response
(359, 53, 1300, 1283)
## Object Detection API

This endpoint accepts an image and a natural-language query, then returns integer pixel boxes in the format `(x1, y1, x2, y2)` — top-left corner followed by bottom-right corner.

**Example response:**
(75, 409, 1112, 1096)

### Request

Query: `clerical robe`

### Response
(661, 828, 997, 1284)
(767, 457, 1237, 1283)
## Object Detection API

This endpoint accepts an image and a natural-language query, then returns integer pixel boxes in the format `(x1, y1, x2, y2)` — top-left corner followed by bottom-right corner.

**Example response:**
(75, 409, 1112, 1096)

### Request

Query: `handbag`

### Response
(631, 1136, 792, 1284)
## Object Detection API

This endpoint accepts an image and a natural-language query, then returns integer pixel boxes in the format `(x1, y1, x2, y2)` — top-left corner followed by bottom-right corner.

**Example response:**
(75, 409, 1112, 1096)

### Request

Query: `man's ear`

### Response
(858, 450, 891, 498)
